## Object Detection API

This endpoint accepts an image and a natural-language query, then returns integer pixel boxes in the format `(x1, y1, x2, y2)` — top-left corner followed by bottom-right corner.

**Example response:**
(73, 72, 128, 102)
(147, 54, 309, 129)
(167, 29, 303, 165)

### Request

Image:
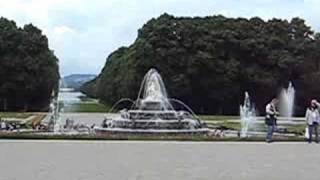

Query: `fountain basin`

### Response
(94, 127, 210, 135)
(99, 69, 207, 134)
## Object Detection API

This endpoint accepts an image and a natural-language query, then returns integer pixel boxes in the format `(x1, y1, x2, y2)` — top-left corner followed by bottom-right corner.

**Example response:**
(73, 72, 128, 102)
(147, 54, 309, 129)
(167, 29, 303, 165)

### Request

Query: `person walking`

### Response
(265, 98, 279, 143)
(305, 99, 320, 143)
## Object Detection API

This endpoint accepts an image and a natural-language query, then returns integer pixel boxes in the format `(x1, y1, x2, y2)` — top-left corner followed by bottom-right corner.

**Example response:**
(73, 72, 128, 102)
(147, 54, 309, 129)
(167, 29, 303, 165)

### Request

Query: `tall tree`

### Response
(0, 17, 59, 111)
(82, 14, 320, 115)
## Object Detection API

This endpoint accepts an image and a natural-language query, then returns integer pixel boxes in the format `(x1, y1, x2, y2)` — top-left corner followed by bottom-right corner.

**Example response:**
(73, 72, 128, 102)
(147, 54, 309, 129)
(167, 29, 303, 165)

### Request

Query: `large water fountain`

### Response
(240, 92, 256, 137)
(279, 82, 295, 121)
(95, 68, 208, 134)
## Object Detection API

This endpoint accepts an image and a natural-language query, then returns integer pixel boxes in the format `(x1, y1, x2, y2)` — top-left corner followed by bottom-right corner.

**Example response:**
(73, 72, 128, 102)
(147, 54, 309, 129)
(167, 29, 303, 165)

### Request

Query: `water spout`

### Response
(279, 82, 295, 121)
(136, 69, 173, 111)
(169, 98, 202, 124)
(108, 98, 136, 113)
(240, 92, 256, 137)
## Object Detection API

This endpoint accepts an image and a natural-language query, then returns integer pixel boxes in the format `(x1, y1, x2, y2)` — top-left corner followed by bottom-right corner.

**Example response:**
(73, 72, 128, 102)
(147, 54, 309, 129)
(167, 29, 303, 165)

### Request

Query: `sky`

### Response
(0, 0, 320, 76)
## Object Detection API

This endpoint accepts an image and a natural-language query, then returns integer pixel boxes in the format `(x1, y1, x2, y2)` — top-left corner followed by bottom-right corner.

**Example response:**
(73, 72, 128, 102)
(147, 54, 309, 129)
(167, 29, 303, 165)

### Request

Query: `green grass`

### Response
(63, 102, 112, 113)
(78, 96, 97, 102)
(0, 112, 33, 119)
(199, 115, 239, 121)
(281, 124, 306, 135)
(205, 120, 307, 135)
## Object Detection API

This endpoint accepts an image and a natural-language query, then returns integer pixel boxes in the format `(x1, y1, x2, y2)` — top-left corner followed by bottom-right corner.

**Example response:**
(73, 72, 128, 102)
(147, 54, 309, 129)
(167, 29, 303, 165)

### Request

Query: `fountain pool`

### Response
(95, 69, 209, 135)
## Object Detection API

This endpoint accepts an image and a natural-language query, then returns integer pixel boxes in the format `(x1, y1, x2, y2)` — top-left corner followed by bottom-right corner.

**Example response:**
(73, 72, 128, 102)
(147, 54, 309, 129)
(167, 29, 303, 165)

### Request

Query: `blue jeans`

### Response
(266, 125, 274, 141)
(308, 122, 319, 143)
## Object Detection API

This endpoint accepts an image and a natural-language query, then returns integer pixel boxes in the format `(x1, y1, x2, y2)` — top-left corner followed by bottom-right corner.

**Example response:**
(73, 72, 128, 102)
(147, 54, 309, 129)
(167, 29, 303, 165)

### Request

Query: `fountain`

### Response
(95, 68, 208, 134)
(279, 82, 295, 121)
(47, 79, 70, 133)
(47, 89, 63, 133)
(240, 92, 256, 137)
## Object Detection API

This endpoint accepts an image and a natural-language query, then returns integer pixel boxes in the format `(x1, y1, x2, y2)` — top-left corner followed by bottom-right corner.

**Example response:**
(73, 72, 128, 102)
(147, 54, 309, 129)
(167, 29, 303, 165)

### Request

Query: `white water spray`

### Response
(240, 92, 256, 137)
(279, 82, 295, 121)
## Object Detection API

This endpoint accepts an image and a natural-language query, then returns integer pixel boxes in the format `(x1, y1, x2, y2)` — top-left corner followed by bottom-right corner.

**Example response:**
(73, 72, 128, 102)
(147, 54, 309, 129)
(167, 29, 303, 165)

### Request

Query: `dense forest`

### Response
(0, 17, 59, 111)
(82, 14, 320, 115)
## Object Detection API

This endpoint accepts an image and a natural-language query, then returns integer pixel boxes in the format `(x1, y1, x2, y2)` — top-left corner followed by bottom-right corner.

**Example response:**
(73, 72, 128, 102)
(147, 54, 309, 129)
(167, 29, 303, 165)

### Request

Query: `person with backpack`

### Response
(305, 99, 320, 143)
(265, 98, 279, 143)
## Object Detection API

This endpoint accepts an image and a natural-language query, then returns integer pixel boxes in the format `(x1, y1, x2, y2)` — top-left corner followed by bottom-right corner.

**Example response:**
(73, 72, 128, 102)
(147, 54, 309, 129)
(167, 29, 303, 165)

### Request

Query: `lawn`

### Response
(204, 119, 306, 135)
(199, 115, 239, 121)
(0, 112, 33, 119)
(63, 102, 112, 113)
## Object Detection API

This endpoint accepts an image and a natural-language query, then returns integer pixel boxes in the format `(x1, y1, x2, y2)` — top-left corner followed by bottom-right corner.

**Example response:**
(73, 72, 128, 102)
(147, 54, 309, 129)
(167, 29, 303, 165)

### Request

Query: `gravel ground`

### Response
(0, 140, 319, 180)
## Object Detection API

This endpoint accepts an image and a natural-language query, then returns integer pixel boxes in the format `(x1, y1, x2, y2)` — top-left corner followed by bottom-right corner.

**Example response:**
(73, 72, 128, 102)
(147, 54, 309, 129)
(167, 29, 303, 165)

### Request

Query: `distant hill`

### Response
(62, 74, 96, 90)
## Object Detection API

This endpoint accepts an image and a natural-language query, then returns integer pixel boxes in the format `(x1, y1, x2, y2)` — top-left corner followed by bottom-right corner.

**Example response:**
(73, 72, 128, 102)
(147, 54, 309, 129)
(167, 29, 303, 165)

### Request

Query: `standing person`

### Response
(265, 98, 279, 143)
(305, 99, 320, 143)
(1, 120, 6, 130)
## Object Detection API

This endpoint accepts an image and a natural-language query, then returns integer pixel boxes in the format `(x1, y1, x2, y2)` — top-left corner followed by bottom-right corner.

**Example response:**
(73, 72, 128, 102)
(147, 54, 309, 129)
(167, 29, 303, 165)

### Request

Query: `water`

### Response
(49, 86, 85, 132)
(240, 92, 256, 137)
(279, 82, 295, 120)
(103, 68, 204, 131)
(108, 98, 136, 113)
(59, 89, 84, 103)
(136, 68, 173, 110)
(48, 90, 61, 132)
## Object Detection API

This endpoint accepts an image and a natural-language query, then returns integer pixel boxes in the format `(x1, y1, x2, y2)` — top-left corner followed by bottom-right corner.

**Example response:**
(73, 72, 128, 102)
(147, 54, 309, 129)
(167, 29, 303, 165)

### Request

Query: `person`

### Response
(265, 98, 279, 143)
(1, 120, 6, 130)
(305, 99, 320, 143)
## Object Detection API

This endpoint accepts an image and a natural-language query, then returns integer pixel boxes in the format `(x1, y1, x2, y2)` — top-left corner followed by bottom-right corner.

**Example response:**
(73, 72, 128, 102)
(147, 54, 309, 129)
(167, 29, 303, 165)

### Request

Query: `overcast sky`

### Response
(0, 0, 319, 76)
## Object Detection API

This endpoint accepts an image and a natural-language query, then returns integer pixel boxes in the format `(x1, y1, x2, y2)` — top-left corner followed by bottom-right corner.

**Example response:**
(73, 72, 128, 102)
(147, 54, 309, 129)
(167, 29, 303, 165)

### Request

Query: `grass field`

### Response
(63, 102, 112, 113)
(199, 115, 239, 121)
(0, 112, 33, 119)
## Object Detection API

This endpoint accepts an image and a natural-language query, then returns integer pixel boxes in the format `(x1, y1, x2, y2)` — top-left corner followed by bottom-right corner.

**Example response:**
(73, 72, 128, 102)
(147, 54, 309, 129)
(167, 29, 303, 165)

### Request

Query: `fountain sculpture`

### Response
(95, 68, 208, 134)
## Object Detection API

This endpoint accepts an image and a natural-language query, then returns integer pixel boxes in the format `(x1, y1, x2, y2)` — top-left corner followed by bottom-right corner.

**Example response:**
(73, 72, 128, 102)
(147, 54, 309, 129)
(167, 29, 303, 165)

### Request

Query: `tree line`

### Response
(0, 17, 59, 111)
(81, 13, 320, 115)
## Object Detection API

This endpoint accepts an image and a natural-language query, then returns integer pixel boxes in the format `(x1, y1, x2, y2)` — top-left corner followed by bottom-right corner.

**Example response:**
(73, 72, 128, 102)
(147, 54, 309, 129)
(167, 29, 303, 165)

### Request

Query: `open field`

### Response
(63, 102, 111, 113)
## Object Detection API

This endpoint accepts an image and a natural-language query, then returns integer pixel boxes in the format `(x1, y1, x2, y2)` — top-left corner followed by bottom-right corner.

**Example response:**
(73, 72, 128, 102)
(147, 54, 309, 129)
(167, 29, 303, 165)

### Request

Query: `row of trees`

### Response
(0, 17, 59, 111)
(82, 14, 320, 115)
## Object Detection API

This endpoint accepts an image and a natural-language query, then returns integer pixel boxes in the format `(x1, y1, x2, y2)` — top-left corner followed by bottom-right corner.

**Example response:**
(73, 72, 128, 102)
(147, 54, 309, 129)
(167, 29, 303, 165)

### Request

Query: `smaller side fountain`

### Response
(279, 82, 295, 121)
(48, 90, 62, 133)
(240, 92, 256, 137)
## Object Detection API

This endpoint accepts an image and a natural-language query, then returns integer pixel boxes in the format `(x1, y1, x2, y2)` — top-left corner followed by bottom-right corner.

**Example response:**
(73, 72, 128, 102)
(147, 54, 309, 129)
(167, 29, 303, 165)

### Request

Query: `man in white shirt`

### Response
(265, 98, 279, 143)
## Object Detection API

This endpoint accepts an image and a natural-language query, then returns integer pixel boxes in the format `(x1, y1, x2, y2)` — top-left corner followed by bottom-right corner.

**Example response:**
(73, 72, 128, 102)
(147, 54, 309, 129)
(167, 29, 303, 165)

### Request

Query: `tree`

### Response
(0, 17, 59, 111)
(83, 14, 320, 115)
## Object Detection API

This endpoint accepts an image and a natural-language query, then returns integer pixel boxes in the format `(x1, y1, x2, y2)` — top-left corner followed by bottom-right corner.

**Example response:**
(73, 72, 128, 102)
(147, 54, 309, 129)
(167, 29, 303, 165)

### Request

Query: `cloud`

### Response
(0, 0, 320, 75)
(53, 26, 75, 35)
